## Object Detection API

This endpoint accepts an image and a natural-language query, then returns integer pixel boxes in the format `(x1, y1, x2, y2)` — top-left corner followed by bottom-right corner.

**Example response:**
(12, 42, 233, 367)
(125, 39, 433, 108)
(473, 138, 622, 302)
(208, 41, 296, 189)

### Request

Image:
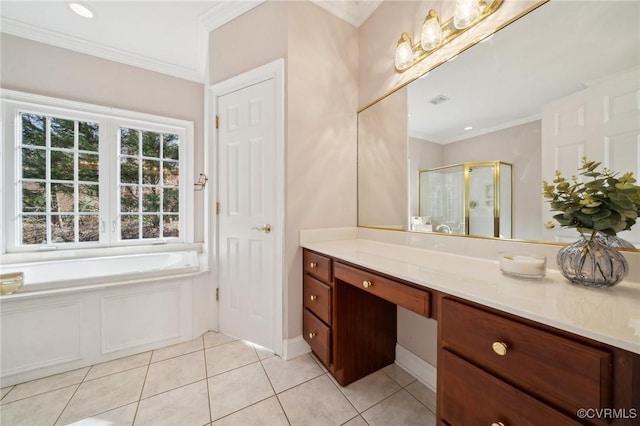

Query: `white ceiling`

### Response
(407, 1, 640, 144)
(0, 0, 381, 83)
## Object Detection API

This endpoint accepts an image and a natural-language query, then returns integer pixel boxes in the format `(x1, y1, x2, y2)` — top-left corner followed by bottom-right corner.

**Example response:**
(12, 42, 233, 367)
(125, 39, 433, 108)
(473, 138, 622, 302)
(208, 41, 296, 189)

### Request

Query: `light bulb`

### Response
(453, 0, 481, 29)
(395, 33, 414, 71)
(69, 2, 94, 19)
(420, 10, 443, 51)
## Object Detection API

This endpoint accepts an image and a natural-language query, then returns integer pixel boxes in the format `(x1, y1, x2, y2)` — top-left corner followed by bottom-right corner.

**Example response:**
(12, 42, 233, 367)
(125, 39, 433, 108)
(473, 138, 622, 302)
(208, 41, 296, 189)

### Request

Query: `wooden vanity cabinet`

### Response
(301, 249, 638, 424)
(438, 297, 639, 426)
(302, 250, 333, 367)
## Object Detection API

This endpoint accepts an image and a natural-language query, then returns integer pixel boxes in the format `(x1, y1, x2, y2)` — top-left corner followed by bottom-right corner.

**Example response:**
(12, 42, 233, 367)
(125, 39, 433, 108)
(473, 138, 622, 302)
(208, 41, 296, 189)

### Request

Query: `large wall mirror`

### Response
(358, 0, 640, 249)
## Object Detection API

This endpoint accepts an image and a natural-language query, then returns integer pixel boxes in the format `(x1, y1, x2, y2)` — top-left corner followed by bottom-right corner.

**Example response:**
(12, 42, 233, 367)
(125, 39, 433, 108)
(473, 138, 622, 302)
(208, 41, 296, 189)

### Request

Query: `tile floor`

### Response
(0, 332, 437, 426)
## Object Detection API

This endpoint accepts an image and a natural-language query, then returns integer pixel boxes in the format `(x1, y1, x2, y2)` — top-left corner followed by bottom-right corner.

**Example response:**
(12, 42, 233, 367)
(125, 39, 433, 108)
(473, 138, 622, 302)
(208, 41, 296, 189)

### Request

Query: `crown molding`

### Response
(199, 0, 266, 32)
(311, 0, 382, 27)
(1, 17, 203, 83)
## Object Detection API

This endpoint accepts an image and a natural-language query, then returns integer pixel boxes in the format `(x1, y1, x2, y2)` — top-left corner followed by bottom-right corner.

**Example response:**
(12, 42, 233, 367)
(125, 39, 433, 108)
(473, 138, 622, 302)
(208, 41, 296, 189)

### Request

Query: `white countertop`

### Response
(301, 238, 640, 355)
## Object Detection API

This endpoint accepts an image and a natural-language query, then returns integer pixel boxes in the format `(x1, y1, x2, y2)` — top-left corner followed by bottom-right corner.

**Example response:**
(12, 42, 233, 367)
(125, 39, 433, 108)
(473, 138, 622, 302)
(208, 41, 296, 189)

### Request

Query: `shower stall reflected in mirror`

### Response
(417, 161, 512, 238)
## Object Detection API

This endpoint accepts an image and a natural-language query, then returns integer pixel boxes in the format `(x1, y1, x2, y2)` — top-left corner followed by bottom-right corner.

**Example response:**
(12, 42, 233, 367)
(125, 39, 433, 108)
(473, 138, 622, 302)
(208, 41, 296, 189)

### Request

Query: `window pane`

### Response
(142, 131, 160, 157)
(78, 121, 99, 152)
(79, 184, 99, 212)
(142, 159, 160, 184)
(51, 150, 74, 181)
(52, 215, 75, 242)
(79, 215, 99, 242)
(120, 186, 139, 212)
(120, 157, 139, 184)
(163, 161, 179, 186)
(51, 183, 75, 212)
(163, 188, 179, 213)
(51, 118, 75, 149)
(79, 153, 99, 182)
(121, 215, 139, 240)
(22, 215, 47, 245)
(22, 182, 46, 212)
(163, 133, 179, 160)
(142, 215, 160, 239)
(22, 148, 46, 179)
(142, 188, 160, 212)
(163, 216, 179, 237)
(21, 113, 46, 146)
(120, 128, 139, 155)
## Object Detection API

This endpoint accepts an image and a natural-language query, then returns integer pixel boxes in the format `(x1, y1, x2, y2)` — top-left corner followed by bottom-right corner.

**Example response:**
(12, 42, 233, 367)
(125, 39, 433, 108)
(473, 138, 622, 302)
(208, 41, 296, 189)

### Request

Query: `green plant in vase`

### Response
(543, 158, 640, 287)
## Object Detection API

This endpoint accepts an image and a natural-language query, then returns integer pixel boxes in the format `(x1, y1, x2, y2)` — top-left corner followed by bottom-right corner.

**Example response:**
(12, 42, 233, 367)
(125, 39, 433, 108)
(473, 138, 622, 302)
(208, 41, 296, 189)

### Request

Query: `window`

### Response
(2, 91, 194, 255)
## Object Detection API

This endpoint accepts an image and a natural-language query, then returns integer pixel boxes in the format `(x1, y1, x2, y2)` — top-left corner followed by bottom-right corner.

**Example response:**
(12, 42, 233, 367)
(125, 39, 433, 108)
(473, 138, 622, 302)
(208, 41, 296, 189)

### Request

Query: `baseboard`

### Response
(395, 344, 437, 392)
(282, 335, 310, 360)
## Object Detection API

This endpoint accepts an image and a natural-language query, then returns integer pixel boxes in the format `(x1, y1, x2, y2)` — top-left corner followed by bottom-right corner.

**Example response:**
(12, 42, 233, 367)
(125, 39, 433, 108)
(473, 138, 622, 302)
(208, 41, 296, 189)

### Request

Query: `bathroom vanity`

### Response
(301, 238, 639, 425)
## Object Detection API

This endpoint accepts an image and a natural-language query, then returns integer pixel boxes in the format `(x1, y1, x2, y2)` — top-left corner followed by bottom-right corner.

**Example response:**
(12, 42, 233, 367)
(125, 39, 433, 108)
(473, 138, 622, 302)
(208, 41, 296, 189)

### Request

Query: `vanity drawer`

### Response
(440, 349, 580, 426)
(303, 308, 330, 366)
(440, 298, 612, 412)
(303, 250, 332, 283)
(303, 275, 332, 325)
(334, 262, 430, 317)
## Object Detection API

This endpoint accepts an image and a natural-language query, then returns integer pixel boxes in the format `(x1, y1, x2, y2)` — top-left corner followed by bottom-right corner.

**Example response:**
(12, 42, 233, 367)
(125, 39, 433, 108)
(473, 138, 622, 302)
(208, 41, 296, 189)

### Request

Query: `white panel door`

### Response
(541, 68, 640, 245)
(217, 78, 278, 350)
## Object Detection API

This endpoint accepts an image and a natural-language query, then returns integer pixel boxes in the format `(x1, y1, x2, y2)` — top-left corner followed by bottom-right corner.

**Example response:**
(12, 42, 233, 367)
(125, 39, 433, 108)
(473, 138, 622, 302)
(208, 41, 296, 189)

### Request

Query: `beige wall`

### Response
(409, 136, 444, 218)
(209, 0, 358, 340)
(0, 33, 206, 242)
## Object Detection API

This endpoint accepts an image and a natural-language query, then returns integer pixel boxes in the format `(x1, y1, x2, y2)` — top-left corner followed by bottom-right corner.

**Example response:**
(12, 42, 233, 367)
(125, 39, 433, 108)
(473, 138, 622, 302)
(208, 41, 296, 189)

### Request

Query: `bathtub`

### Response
(0, 250, 200, 294)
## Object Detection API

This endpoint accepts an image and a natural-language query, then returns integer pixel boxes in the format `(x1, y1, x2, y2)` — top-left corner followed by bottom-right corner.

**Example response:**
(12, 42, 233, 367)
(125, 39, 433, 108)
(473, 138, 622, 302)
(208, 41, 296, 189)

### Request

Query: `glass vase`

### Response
(557, 233, 629, 288)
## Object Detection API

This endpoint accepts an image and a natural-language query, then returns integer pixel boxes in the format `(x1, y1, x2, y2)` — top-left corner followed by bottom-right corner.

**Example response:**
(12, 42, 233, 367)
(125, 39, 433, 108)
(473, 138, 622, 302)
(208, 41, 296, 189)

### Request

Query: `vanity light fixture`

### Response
(394, 0, 503, 72)
(69, 2, 94, 19)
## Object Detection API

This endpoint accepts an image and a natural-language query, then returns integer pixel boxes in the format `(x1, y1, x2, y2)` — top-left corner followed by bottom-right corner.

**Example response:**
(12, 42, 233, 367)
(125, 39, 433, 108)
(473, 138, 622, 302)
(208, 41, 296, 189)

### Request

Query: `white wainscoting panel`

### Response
(101, 284, 182, 354)
(1, 300, 82, 375)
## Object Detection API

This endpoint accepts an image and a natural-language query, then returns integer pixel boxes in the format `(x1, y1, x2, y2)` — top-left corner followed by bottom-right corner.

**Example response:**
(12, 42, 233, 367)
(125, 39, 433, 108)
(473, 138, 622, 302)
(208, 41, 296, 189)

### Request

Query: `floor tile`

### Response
(261, 354, 323, 393)
(85, 352, 151, 381)
(208, 362, 274, 421)
(253, 344, 275, 361)
(151, 336, 204, 363)
(135, 380, 210, 426)
(342, 415, 369, 426)
(309, 352, 328, 373)
(278, 375, 357, 425)
(362, 389, 436, 426)
(142, 350, 206, 398)
(1, 367, 88, 403)
(65, 403, 137, 426)
(203, 331, 237, 348)
(212, 396, 288, 426)
(1, 386, 14, 400)
(338, 370, 402, 412)
(382, 364, 417, 387)
(205, 340, 259, 377)
(56, 366, 147, 425)
(405, 381, 437, 413)
(0, 385, 77, 426)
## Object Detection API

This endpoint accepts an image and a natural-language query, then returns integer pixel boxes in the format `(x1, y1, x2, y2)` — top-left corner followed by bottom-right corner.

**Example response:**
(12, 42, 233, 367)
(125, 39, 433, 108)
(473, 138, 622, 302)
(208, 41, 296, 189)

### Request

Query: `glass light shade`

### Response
(453, 0, 481, 29)
(395, 34, 414, 71)
(421, 10, 443, 51)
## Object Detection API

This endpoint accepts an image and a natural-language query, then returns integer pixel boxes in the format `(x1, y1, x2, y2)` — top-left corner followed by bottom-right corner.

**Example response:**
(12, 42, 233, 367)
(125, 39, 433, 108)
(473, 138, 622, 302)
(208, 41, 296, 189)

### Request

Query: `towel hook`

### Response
(194, 173, 208, 191)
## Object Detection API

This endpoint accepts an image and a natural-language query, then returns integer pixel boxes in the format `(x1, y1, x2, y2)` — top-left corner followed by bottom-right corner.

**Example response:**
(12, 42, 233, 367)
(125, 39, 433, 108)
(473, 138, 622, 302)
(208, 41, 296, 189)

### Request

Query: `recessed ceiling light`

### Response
(69, 2, 94, 19)
(464, 126, 473, 131)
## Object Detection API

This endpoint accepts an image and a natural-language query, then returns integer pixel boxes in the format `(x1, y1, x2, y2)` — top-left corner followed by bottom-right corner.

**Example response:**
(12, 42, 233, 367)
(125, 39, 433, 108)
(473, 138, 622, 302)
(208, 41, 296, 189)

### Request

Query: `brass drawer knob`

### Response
(308, 332, 317, 339)
(309, 262, 317, 269)
(491, 422, 505, 426)
(492, 341, 508, 356)
(362, 280, 372, 288)
(310, 295, 317, 301)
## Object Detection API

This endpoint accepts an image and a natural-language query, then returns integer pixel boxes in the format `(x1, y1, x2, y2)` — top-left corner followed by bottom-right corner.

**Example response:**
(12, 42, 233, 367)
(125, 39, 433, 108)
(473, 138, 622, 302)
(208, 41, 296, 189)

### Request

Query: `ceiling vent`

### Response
(429, 95, 449, 105)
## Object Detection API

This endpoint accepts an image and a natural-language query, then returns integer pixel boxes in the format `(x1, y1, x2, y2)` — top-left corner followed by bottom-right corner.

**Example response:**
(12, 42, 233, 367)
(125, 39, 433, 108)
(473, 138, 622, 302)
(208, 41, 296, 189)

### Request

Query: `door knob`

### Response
(251, 224, 272, 233)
